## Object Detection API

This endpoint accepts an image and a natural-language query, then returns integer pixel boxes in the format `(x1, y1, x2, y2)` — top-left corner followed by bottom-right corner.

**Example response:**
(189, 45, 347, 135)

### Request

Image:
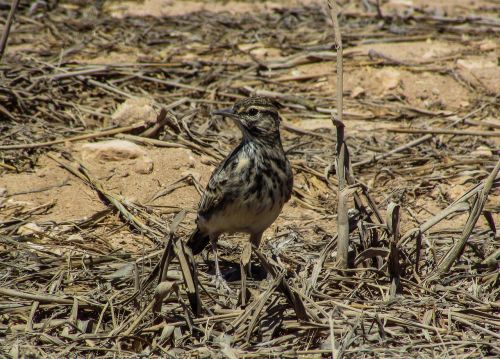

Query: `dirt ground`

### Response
(0, 0, 499, 358)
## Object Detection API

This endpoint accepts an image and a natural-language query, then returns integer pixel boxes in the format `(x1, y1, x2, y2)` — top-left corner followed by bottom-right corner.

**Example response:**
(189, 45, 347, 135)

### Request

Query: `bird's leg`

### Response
(249, 232, 263, 248)
(240, 242, 252, 306)
(247, 232, 263, 278)
(210, 236, 231, 292)
(251, 232, 274, 281)
(211, 238, 222, 279)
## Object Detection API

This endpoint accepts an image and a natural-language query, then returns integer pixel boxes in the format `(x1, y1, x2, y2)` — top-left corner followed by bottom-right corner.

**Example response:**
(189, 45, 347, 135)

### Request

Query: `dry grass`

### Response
(1, 0, 499, 357)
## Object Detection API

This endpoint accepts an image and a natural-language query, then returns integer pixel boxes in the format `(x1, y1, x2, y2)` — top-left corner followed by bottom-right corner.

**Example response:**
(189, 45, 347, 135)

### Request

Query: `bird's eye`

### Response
(247, 108, 258, 116)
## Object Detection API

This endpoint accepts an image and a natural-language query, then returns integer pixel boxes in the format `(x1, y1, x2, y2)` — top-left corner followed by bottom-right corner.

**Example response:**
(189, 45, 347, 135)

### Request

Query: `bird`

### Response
(186, 96, 293, 289)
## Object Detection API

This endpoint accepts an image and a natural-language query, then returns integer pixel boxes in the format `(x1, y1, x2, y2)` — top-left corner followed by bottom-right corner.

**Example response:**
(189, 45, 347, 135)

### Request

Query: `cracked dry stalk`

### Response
(0, 0, 20, 63)
(327, 0, 343, 124)
(430, 159, 500, 279)
(326, 0, 349, 269)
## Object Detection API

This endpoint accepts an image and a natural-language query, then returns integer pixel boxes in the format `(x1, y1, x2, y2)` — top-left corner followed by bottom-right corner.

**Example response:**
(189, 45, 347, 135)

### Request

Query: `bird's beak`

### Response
(213, 107, 248, 134)
(212, 107, 237, 119)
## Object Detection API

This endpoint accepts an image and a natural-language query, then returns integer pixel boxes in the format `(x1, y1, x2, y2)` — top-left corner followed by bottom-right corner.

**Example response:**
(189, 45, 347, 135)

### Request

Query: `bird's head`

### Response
(213, 97, 283, 143)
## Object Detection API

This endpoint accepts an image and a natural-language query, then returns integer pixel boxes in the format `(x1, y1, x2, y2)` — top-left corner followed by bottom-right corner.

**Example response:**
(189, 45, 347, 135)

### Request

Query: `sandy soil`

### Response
(1, 0, 499, 356)
(1, 0, 498, 255)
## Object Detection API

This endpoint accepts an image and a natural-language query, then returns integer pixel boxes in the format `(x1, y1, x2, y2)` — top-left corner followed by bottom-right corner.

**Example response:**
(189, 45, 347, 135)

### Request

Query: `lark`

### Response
(186, 97, 293, 288)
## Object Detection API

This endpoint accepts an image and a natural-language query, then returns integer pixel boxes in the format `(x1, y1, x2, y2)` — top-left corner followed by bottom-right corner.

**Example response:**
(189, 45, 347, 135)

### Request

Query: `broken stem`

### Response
(0, 0, 20, 63)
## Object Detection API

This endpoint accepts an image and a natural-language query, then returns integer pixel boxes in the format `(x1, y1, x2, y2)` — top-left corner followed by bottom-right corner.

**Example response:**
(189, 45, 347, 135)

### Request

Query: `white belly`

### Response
(198, 195, 284, 236)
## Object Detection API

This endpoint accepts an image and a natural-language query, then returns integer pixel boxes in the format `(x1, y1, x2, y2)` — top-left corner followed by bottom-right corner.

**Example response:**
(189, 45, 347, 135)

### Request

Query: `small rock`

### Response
(134, 156, 154, 174)
(18, 222, 44, 236)
(172, 149, 196, 170)
(67, 233, 84, 242)
(376, 68, 401, 92)
(110, 97, 157, 127)
(82, 140, 146, 162)
(478, 39, 496, 52)
(457, 58, 496, 70)
(81, 140, 154, 174)
(350, 86, 365, 98)
(471, 146, 492, 157)
(250, 47, 269, 58)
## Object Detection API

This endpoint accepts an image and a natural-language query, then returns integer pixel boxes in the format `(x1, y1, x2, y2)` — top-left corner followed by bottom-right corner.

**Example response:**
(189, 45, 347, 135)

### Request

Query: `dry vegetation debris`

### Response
(0, 0, 499, 357)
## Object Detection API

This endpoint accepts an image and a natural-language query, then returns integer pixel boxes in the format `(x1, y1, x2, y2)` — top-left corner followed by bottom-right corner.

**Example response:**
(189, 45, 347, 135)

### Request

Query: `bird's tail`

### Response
(186, 227, 210, 255)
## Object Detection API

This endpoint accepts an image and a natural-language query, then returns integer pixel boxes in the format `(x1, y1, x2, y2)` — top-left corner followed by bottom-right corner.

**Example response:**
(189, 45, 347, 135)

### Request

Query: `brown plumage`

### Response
(186, 97, 293, 287)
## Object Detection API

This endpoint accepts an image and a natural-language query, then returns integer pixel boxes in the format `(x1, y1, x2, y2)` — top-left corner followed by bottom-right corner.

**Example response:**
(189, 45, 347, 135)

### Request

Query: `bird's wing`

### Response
(198, 143, 243, 219)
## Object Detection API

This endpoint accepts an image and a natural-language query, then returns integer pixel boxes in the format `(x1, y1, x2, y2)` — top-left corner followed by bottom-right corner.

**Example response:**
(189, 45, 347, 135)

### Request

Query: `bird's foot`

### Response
(212, 273, 232, 293)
